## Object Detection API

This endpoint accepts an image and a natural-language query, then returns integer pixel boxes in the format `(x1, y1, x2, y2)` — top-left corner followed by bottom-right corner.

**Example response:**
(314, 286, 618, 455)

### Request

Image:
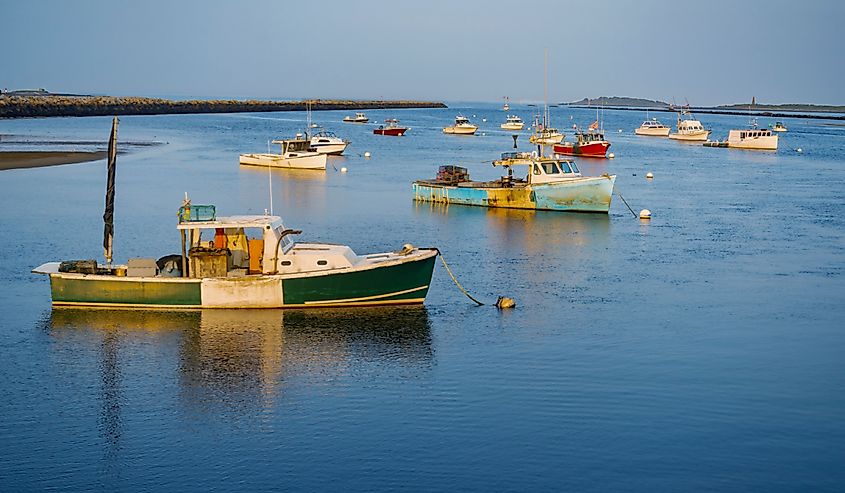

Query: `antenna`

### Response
(268, 159, 273, 216)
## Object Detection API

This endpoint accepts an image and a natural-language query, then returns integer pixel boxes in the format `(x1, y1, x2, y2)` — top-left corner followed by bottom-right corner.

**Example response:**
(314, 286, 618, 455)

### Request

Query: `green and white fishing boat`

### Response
(34, 208, 437, 309)
(32, 118, 437, 309)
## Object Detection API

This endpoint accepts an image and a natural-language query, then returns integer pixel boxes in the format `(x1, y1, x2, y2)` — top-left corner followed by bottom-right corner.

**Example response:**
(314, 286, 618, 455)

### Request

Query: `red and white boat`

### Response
(552, 124, 611, 158)
(373, 119, 409, 136)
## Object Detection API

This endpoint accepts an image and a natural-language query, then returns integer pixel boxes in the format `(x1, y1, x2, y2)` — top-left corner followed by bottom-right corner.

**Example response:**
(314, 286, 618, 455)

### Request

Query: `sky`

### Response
(1, 0, 843, 106)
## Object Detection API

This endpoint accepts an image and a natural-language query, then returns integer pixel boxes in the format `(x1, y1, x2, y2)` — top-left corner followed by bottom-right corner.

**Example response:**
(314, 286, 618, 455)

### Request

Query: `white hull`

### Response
(669, 130, 710, 141)
(635, 127, 670, 136)
(443, 125, 478, 135)
(501, 123, 525, 131)
(529, 133, 564, 145)
(729, 135, 778, 150)
(311, 142, 349, 155)
(239, 152, 327, 170)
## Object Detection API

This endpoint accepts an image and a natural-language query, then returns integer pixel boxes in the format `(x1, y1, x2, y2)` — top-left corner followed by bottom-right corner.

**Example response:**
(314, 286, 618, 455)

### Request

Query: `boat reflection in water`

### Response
(47, 307, 433, 413)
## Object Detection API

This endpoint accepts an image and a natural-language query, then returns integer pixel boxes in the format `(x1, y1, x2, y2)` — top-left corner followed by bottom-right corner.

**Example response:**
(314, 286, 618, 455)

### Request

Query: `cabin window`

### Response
(559, 161, 572, 173)
(533, 164, 541, 175)
(542, 162, 557, 174)
(570, 162, 580, 173)
(317, 260, 328, 266)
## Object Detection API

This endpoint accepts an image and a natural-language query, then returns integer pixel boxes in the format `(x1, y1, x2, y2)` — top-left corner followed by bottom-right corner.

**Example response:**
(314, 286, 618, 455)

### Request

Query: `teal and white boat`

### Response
(33, 204, 437, 309)
(413, 152, 616, 213)
(32, 118, 437, 309)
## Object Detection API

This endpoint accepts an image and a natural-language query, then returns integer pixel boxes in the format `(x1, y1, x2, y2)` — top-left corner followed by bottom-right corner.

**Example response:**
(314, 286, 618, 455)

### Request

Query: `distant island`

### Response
(565, 96, 845, 120)
(565, 96, 670, 108)
(0, 90, 447, 118)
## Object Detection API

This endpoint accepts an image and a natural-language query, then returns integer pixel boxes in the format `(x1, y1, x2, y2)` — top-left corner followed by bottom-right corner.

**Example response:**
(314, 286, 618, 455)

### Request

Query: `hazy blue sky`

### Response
(2, 0, 842, 105)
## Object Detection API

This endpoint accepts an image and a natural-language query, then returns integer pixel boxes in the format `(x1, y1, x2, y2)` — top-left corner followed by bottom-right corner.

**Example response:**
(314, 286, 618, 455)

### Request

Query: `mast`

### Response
(102, 116, 118, 267)
(543, 48, 549, 130)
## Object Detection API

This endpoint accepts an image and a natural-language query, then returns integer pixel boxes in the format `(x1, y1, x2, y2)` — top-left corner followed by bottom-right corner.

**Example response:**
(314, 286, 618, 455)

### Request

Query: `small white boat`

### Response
(443, 115, 478, 135)
(239, 136, 327, 170)
(529, 116, 564, 145)
(503, 97, 510, 111)
(309, 130, 350, 155)
(343, 112, 369, 123)
(668, 109, 710, 141)
(635, 118, 671, 136)
(771, 121, 788, 132)
(500, 115, 525, 131)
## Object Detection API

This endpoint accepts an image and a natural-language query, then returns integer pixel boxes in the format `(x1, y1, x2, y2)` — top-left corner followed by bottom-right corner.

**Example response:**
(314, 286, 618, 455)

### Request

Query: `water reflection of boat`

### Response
(47, 306, 433, 410)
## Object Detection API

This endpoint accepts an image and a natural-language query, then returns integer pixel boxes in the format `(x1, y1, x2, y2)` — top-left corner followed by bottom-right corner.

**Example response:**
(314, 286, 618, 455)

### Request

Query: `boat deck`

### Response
(414, 178, 527, 189)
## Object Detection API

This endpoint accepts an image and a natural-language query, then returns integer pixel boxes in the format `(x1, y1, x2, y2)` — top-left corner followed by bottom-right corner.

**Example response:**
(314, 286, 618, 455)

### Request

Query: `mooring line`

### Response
(616, 191, 638, 218)
(434, 249, 485, 306)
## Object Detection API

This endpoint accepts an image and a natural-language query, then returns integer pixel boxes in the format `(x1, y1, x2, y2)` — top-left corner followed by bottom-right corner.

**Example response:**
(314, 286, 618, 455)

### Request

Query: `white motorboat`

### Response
(239, 136, 327, 170)
(309, 130, 350, 155)
(343, 112, 369, 123)
(443, 115, 478, 135)
(635, 117, 671, 136)
(668, 109, 710, 141)
(500, 115, 525, 131)
(771, 121, 788, 132)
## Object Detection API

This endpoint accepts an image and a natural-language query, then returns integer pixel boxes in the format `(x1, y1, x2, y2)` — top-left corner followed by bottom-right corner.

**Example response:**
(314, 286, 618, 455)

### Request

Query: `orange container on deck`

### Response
(248, 239, 264, 273)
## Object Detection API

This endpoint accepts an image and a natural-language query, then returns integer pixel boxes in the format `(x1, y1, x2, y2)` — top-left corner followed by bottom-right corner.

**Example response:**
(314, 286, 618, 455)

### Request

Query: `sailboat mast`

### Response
(543, 48, 549, 128)
(102, 116, 118, 267)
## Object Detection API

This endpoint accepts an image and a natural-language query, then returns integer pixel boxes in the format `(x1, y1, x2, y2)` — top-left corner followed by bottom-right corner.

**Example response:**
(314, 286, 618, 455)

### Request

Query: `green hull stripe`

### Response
(51, 276, 201, 306)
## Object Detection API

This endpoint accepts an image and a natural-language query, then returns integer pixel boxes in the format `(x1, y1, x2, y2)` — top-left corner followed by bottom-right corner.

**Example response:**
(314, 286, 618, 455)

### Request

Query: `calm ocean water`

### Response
(1, 104, 844, 491)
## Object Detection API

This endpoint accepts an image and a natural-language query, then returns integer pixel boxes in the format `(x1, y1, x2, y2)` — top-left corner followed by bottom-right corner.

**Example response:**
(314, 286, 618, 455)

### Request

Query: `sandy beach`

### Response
(0, 151, 107, 170)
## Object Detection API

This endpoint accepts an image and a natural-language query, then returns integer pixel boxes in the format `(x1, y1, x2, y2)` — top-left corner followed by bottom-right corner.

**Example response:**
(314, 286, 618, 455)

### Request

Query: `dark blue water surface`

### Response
(1, 105, 844, 491)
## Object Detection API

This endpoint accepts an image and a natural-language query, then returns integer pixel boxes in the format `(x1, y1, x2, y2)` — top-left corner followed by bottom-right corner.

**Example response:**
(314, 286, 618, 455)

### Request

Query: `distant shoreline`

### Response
(0, 95, 448, 119)
(0, 151, 107, 170)
(565, 104, 845, 121)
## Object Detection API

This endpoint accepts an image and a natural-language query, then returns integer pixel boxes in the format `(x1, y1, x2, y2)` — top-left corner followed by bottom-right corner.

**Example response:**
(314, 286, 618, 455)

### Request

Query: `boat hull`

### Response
(443, 126, 478, 135)
(529, 133, 564, 145)
(311, 142, 349, 155)
(668, 130, 710, 141)
(412, 176, 616, 213)
(45, 250, 437, 309)
(635, 127, 670, 136)
(239, 153, 327, 170)
(374, 128, 408, 136)
(552, 141, 611, 158)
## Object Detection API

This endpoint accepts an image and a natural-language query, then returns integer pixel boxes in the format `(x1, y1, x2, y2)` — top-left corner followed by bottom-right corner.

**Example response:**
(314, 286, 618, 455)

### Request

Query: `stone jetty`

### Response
(0, 95, 447, 118)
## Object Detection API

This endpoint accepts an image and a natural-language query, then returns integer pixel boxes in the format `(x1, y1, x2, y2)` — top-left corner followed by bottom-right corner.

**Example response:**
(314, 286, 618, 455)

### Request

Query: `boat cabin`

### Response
(175, 208, 359, 278)
(677, 120, 705, 132)
(640, 119, 667, 128)
(576, 130, 605, 144)
(311, 130, 340, 142)
(506, 115, 523, 123)
(271, 138, 311, 154)
(455, 116, 472, 125)
(496, 152, 581, 184)
(729, 128, 774, 140)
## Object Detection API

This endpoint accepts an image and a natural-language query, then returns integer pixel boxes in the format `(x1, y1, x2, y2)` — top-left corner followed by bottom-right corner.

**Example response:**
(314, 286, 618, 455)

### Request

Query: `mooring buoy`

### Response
(364, 151, 371, 158)
(639, 209, 652, 220)
(340, 167, 348, 173)
(646, 172, 653, 179)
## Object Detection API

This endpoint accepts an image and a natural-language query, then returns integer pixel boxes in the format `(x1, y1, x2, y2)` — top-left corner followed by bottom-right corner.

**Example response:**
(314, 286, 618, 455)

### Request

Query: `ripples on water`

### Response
(1, 105, 844, 491)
